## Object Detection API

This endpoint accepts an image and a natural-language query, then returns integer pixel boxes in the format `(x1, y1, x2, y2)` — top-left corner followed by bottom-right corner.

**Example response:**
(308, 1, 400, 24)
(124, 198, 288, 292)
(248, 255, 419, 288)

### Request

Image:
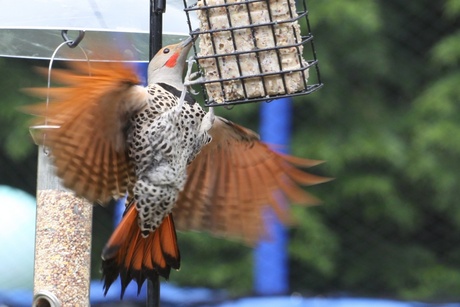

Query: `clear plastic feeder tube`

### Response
(31, 126, 93, 307)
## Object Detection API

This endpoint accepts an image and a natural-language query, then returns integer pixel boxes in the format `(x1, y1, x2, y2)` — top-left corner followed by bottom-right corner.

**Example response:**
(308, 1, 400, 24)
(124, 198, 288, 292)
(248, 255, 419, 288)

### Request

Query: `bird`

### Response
(24, 36, 330, 298)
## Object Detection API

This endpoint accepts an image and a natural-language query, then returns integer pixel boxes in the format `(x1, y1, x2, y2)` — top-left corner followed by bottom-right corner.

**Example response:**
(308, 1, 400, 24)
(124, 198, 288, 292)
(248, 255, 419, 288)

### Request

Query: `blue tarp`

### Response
(1, 281, 460, 307)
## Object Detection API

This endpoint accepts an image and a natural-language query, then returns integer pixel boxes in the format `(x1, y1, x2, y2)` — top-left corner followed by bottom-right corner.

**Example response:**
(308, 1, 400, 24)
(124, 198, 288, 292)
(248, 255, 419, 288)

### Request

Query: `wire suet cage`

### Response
(183, 0, 322, 106)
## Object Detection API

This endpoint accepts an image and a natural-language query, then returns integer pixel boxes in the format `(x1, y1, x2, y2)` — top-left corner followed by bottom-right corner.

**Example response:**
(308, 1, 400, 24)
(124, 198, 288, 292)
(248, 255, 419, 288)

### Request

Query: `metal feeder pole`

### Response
(31, 128, 93, 307)
(150, 0, 165, 61)
(147, 0, 166, 306)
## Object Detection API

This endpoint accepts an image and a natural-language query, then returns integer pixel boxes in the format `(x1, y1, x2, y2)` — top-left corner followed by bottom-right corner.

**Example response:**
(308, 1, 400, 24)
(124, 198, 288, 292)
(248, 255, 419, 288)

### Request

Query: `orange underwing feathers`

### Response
(24, 61, 149, 204)
(174, 117, 331, 244)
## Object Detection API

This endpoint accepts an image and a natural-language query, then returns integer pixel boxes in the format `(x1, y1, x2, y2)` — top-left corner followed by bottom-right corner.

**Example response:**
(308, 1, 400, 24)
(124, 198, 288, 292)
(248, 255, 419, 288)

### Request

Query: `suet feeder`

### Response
(183, 0, 322, 106)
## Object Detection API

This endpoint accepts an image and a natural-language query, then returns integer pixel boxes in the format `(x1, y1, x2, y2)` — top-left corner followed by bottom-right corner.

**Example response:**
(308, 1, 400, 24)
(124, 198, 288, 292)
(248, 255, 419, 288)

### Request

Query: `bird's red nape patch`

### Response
(165, 52, 180, 68)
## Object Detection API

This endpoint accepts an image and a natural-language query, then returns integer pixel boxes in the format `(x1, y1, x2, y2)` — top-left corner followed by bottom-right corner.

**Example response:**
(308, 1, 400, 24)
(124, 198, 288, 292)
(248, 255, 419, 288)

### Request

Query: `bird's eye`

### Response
(163, 48, 170, 54)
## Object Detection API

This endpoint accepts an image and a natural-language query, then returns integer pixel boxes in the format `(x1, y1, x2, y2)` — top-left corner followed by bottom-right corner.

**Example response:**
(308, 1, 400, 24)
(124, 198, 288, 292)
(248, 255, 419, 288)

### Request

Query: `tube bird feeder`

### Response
(30, 127, 93, 307)
(183, 0, 322, 106)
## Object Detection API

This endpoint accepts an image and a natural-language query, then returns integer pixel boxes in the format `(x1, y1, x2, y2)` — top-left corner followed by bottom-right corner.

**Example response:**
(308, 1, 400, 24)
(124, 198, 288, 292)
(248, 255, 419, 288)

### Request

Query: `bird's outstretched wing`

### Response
(174, 116, 330, 244)
(24, 61, 148, 204)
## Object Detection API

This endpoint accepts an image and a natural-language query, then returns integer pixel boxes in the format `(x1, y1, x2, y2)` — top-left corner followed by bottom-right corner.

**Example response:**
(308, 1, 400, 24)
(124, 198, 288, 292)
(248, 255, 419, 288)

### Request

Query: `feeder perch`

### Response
(183, 0, 322, 106)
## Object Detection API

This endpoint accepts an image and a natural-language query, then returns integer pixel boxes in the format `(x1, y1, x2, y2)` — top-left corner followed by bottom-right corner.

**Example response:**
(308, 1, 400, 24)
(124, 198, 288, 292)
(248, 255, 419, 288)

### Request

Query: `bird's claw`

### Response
(199, 107, 215, 133)
(176, 57, 198, 115)
(184, 57, 204, 89)
(187, 71, 202, 95)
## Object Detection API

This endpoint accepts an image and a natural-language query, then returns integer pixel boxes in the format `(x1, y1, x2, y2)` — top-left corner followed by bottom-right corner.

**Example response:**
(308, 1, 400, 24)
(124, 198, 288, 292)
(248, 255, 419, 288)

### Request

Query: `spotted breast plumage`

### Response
(24, 36, 330, 298)
(129, 83, 211, 237)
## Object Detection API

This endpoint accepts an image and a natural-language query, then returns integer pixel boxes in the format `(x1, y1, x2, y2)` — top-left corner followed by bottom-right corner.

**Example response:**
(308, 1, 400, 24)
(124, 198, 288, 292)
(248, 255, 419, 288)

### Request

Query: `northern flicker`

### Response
(25, 36, 329, 297)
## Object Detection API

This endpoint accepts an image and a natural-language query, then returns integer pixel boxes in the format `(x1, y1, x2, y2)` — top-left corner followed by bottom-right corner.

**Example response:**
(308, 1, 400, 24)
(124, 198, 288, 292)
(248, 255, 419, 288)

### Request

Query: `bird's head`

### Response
(147, 36, 194, 90)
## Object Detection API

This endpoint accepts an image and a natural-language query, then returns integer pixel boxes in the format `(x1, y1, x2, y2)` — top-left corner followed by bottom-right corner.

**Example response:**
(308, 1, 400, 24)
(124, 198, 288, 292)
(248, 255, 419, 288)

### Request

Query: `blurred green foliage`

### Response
(0, 58, 39, 160)
(1, 0, 460, 302)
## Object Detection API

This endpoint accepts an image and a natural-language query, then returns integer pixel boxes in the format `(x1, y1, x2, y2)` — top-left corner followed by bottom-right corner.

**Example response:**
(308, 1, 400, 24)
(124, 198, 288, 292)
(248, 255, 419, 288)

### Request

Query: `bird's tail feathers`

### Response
(101, 202, 180, 298)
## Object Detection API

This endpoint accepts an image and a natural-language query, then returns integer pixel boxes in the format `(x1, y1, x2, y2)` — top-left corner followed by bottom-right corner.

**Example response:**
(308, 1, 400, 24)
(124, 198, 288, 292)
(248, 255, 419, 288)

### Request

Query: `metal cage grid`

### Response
(183, 0, 323, 106)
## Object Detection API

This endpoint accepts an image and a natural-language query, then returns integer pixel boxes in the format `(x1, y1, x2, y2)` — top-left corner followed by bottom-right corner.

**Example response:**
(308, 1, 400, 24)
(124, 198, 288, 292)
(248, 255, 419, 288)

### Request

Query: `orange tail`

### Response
(101, 202, 180, 298)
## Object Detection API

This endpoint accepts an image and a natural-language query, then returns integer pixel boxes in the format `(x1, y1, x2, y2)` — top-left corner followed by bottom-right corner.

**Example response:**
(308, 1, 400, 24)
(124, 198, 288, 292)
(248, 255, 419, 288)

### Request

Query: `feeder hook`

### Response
(61, 30, 85, 48)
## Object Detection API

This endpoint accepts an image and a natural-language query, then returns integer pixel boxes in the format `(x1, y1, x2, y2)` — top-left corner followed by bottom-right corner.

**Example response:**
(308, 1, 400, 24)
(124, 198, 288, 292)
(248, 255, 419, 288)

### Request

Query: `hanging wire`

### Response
(30, 30, 90, 155)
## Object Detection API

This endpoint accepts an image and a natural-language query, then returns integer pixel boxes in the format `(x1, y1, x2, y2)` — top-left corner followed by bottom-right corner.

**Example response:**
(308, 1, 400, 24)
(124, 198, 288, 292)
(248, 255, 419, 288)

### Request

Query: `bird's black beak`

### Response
(181, 36, 194, 47)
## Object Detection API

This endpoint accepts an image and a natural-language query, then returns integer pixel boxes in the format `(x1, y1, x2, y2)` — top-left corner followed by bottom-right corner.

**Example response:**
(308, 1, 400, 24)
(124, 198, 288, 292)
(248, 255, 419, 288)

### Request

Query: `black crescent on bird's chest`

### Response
(157, 83, 196, 105)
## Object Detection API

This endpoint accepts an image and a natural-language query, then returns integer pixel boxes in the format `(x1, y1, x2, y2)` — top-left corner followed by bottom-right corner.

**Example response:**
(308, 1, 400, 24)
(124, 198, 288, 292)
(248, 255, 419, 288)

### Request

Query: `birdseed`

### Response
(34, 190, 92, 307)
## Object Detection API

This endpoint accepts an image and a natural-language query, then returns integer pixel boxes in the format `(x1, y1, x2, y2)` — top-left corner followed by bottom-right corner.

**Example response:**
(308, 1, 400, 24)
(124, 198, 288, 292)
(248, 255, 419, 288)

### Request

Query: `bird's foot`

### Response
(187, 72, 201, 95)
(175, 87, 186, 116)
(175, 58, 198, 116)
(200, 107, 215, 133)
(184, 56, 204, 91)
